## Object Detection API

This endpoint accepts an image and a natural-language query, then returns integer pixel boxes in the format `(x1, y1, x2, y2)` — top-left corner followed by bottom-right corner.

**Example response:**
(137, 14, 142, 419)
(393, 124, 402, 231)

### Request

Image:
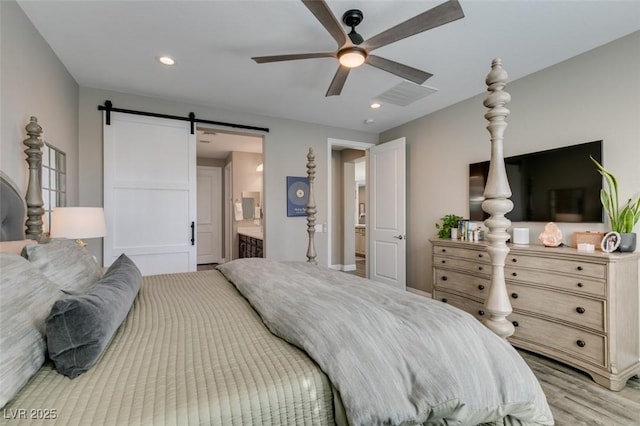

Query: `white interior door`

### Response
(103, 112, 196, 275)
(368, 137, 406, 289)
(197, 166, 222, 264)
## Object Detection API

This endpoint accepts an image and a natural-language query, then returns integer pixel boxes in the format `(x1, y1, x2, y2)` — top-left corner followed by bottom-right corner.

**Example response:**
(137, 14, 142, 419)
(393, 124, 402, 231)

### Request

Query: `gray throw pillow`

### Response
(46, 253, 141, 378)
(0, 253, 61, 408)
(22, 238, 104, 293)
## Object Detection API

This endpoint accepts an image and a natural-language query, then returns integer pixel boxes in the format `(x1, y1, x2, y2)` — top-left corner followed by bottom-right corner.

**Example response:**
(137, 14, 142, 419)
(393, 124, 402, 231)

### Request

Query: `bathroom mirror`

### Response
(241, 191, 261, 220)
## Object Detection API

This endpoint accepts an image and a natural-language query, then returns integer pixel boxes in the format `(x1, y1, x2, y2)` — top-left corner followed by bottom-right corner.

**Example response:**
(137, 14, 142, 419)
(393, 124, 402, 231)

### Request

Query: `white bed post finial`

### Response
(482, 59, 515, 339)
(306, 148, 317, 264)
(23, 116, 45, 242)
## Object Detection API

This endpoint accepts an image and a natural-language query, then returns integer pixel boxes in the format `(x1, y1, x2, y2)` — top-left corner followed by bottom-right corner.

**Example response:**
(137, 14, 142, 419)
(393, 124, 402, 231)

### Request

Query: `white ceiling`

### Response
(18, 0, 640, 136)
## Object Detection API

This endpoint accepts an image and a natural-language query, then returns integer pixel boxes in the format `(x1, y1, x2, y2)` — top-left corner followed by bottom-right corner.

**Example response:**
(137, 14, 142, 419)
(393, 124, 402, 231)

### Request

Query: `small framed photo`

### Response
(600, 231, 620, 253)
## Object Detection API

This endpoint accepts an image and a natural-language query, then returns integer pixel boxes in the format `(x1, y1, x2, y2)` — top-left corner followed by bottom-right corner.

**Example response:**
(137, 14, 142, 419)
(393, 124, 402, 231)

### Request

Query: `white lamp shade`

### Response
(50, 207, 107, 239)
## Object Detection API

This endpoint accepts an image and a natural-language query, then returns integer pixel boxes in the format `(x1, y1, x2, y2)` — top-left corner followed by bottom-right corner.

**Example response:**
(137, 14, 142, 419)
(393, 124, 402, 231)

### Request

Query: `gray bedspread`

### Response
(217, 258, 554, 426)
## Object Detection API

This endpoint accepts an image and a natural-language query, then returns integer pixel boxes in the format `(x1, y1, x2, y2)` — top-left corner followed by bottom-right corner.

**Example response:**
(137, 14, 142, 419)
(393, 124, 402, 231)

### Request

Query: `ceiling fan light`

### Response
(338, 48, 366, 68)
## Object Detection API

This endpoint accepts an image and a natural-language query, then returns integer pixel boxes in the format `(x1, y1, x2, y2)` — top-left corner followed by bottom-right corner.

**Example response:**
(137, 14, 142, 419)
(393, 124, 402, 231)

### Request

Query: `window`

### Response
(42, 143, 66, 232)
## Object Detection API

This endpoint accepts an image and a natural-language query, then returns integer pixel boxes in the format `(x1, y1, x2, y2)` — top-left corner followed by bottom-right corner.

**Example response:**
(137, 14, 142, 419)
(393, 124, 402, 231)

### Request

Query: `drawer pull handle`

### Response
(512, 321, 519, 327)
(478, 284, 485, 290)
(511, 293, 519, 299)
(576, 340, 586, 348)
(441, 298, 448, 303)
(478, 254, 483, 258)
(478, 310, 485, 316)
(478, 266, 483, 271)
(512, 272, 517, 277)
(441, 276, 448, 281)
(512, 258, 517, 263)
(577, 266, 583, 271)
(441, 260, 446, 264)
(576, 307, 585, 314)
(441, 249, 446, 253)
(577, 282, 584, 288)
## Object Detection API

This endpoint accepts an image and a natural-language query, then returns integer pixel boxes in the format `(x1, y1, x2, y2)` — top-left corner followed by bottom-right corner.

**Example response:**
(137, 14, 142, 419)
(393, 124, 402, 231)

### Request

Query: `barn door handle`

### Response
(190, 221, 195, 245)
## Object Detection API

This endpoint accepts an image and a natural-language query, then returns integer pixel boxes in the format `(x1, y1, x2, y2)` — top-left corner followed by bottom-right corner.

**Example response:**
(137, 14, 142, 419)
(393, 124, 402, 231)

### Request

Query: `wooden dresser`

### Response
(431, 238, 640, 391)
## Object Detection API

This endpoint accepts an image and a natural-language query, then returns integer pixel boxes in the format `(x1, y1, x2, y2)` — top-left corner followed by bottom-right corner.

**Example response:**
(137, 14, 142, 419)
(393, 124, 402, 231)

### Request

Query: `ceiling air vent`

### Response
(376, 82, 438, 107)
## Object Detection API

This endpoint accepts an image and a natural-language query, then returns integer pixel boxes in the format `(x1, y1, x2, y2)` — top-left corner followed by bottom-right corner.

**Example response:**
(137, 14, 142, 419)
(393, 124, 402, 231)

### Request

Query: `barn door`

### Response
(103, 112, 196, 275)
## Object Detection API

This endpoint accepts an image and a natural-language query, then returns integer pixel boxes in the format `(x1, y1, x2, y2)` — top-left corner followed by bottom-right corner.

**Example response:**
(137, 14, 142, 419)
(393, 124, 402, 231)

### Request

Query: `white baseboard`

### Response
(329, 264, 356, 272)
(407, 287, 432, 298)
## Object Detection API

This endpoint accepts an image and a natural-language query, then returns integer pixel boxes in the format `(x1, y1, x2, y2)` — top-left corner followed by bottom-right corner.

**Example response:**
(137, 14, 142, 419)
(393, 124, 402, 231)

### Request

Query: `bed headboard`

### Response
(0, 172, 26, 242)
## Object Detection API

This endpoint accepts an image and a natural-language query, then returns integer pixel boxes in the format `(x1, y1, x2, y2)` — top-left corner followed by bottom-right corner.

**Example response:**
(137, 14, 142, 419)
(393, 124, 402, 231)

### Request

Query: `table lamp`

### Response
(50, 207, 107, 246)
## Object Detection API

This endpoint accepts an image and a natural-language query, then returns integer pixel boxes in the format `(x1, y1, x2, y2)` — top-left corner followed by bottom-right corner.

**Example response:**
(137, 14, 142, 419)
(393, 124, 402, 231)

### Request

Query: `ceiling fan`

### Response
(252, 0, 465, 97)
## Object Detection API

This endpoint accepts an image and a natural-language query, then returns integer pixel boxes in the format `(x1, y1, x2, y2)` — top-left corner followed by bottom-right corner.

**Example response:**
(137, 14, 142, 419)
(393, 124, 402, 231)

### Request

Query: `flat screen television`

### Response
(469, 141, 603, 223)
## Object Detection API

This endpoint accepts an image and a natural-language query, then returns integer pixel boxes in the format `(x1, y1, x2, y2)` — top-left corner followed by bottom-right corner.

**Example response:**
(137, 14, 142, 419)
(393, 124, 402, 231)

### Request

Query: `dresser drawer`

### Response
(510, 312, 606, 367)
(506, 254, 605, 280)
(433, 290, 487, 322)
(504, 266, 605, 298)
(508, 283, 604, 332)
(434, 255, 490, 276)
(433, 245, 490, 263)
(433, 268, 489, 301)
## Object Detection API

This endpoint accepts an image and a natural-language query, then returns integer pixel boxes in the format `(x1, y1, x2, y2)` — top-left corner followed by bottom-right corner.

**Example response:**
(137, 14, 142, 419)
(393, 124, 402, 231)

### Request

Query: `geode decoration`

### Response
(538, 222, 563, 247)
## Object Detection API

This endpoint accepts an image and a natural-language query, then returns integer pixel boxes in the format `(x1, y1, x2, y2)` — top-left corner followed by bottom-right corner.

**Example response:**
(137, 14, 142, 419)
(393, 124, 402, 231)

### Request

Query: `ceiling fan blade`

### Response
(360, 0, 464, 51)
(302, 0, 348, 47)
(326, 66, 350, 97)
(252, 52, 335, 64)
(366, 55, 432, 84)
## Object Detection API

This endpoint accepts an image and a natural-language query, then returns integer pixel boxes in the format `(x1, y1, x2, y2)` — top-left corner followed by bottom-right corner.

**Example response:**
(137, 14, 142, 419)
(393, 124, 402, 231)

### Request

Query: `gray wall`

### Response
(1, 0, 79, 203)
(78, 87, 378, 265)
(382, 31, 640, 293)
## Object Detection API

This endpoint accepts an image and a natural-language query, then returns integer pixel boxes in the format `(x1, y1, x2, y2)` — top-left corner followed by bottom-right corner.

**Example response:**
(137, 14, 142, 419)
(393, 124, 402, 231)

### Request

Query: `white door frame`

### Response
(327, 138, 375, 272)
(224, 162, 232, 262)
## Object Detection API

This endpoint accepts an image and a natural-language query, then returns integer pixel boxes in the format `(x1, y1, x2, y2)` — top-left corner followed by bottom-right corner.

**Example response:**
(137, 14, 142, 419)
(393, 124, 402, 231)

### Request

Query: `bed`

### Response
(0, 60, 554, 425)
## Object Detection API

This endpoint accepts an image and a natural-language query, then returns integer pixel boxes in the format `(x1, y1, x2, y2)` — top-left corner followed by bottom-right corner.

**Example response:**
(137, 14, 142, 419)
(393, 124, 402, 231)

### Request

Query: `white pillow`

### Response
(0, 253, 61, 408)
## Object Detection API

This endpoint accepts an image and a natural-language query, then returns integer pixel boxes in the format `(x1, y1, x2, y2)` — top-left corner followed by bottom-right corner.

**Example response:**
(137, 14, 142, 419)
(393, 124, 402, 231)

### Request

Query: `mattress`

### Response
(1, 270, 335, 425)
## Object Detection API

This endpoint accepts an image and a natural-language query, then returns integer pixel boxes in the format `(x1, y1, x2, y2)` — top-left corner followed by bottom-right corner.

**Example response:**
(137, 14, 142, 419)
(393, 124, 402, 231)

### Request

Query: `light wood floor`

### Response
(518, 349, 640, 425)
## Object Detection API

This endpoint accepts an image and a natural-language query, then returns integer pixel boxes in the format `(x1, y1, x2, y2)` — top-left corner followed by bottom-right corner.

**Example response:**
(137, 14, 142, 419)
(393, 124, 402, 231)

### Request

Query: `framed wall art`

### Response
(286, 176, 309, 217)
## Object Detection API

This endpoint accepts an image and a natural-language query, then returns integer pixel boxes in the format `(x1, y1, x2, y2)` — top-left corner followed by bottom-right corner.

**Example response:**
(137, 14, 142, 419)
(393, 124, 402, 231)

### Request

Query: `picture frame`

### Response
(600, 231, 620, 253)
(286, 176, 309, 217)
(573, 231, 604, 251)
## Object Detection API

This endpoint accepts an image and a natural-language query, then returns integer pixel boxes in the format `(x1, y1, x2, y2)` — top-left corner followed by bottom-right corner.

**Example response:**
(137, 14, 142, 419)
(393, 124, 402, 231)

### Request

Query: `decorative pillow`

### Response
(0, 253, 61, 408)
(46, 253, 141, 378)
(22, 238, 103, 293)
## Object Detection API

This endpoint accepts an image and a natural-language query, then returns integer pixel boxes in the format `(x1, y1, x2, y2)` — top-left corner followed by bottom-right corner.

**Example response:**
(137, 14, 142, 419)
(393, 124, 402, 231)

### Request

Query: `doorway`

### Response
(327, 138, 374, 276)
(196, 127, 263, 266)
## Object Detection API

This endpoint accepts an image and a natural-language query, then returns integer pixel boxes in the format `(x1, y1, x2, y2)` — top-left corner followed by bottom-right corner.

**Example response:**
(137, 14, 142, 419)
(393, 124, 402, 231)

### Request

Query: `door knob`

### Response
(393, 235, 405, 240)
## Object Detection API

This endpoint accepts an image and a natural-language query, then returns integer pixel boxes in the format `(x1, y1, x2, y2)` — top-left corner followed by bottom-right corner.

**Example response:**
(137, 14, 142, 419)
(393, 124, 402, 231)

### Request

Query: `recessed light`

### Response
(364, 118, 375, 125)
(370, 102, 381, 109)
(157, 56, 175, 66)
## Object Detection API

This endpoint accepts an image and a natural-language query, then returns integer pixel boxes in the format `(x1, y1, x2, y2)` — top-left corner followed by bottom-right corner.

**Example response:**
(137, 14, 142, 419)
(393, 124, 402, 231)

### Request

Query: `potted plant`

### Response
(436, 214, 463, 239)
(591, 156, 640, 252)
